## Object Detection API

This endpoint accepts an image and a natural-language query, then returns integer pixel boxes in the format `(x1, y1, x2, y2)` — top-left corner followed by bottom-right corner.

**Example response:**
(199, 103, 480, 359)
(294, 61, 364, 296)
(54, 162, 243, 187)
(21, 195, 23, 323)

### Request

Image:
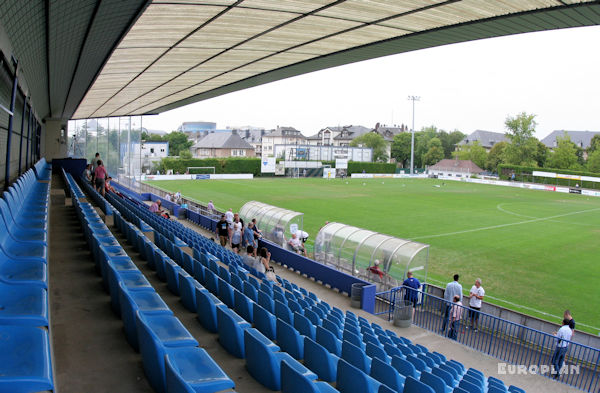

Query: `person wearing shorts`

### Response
(94, 160, 107, 196)
(216, 214, 229, 247)
(468, 278, 485, 331)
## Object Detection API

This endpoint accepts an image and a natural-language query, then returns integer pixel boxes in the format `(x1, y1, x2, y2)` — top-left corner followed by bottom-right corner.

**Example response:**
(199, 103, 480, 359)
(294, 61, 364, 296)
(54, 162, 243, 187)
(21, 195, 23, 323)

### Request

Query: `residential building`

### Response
(306, 125, 371, 147)
(124, 141, 169, 174)
(191, 132, 255, 158)
(428, 159, 484, 178)
(459, 130, 508, 151)
(273, 144, 372, 162)
(177, 121, 216, 133)
(228, 126, 267, 157)
(261, 126, 306, 157)
(540, 130, 600, 150)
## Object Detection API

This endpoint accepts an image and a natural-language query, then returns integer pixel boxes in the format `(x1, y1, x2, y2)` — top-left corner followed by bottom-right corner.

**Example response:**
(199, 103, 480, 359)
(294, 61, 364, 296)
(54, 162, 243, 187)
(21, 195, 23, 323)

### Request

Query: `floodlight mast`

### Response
(408, 95, 420, 175)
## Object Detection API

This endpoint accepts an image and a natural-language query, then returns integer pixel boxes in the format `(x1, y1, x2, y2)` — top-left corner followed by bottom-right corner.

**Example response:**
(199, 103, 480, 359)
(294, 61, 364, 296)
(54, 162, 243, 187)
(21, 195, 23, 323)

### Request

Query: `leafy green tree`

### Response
(350, 132, 388, 162)
(179, 149, 192, 159)
(486, 141, 507, 172)
(164, 132, 193, 156)
(422, 137, 445, 166)
(587, 150, 600, 173)
(546, 132, 579, 170)
(437, 130, 465, 158)
(391, 133, 412, 168)
(503, 112, 539, 166)
(454, 141, 487, 169)
(534, 140, 549, 168)
(588, 134, 600, 154)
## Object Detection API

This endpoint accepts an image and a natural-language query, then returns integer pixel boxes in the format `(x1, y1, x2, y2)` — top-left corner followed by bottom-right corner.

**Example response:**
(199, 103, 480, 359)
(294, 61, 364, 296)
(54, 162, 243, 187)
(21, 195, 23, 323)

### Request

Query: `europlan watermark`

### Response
(498, 363, 580, 376)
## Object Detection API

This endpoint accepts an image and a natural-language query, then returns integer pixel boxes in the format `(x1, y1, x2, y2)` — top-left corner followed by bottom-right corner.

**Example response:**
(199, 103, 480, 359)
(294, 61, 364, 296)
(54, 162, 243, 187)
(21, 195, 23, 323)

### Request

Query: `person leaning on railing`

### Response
(448, 295, 463, 340)
(441, 274, 462, 333)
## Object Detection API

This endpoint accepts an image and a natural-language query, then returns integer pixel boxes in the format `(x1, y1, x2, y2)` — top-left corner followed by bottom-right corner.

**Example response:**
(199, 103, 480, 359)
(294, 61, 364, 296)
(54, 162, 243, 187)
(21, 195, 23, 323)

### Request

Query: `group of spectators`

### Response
(215, 209, 275, 278)
(438, 274, 485, 339)
(84, 152, 116, 197)
(164, 191, 182, 204)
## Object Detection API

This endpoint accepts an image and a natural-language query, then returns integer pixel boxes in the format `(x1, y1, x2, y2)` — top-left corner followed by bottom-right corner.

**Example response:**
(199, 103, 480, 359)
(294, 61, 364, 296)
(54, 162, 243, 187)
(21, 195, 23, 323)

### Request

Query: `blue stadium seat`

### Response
(165, 258, 183, 295)
(369, 357, 405, 392)
(244, 328, 316, 391)
(458, 379, 483, 393)
(336, 359, 381, 393)
(294, 312, 316, 340)
(218, 279, 235, 308)
(165, 346, 235, 393)
(281, 359, 339, 393)
(217, 306, 251, 358)
(0, 325, 54, 392)
(383, 342, 404, 360)
(230, 273, 243, 291)
(391, 355, 420, 379)
(253, 303, 277, 340)
(316, 325, 341, 356)
(366, 341, 391, 363)
(195, 287, 224, 333)
(0, 282, 48, 326)
(0, 258, 47, 288)
(440, 363, 460, 381)
(203, 268, 219, 295)
(243, 280, 258, 302)
(118, 282, 172, 351)
(276, 318, 304, 360)
(421, 371, 452, 393)
(417, 352, 437, 369)
(343, 329, 365, 350)
(432, 366, 457, 388)
(323, 318, 342, 339)
(275, 299, 294, 324)
(179, 275, 203, 312)
(107, 266, 153, 314)
(404, 375, 435, 393)
(406, 355, 431, 374)
(508, 386, 525, 393)
(462, 374, 484, 391)
(233, 288, 254, 323)
(258, 289, 275, 313)
(303, 337, 339, 382)
(341, 340, 372, 374)
(135, 311, 198, 393)
(305, 308, 322, 326)
(488, 386, 507, 393)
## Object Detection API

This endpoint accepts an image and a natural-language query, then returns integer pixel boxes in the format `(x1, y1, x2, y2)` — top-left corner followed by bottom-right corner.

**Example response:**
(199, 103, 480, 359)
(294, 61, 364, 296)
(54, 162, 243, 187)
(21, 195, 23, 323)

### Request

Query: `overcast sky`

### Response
(141, 25, 600, 140)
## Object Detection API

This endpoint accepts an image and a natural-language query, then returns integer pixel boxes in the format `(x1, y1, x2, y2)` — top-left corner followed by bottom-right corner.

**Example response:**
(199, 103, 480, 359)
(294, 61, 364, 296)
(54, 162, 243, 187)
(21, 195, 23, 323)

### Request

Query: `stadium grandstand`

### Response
(1, 1, 599, 393)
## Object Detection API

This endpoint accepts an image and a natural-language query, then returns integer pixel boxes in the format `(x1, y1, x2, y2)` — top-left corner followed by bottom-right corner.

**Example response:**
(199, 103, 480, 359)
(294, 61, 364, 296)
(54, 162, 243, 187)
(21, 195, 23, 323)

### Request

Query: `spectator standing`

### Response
(468, 278, 485, 331)
(94, 160, 108, 196)
(251, 218, 262, 239)
(92, 153, 101, 172)
(402, 271, 421, 310)
(225, 208, 234, 240)
(85, 164, 93, 183)
(231, 222, 243, 253)
(175, 190, 181, 203)
(207, 200, 214, 216)
(243, 222, 257, 252)
(165, 193, 172, 202)
(442, 274, 463, 333)
(564, 309, 575, 332)
(551, 319, 573, 379)
(216, 214, 229, 247)
(448, 295, 463, 340)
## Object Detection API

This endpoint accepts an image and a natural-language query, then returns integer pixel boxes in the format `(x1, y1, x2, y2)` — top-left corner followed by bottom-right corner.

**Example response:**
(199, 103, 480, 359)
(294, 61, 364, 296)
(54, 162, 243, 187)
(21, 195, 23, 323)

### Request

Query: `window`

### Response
(150, 148, 155, 153)
(160, 148, 165, 152)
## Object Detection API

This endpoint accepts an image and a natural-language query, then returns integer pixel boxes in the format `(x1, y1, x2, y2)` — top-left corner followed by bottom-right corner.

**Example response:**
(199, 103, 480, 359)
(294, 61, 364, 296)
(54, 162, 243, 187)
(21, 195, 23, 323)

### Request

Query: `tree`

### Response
(422, 137, 444, 166)
(588, 134, 600, 154)
(350, 132, 388, 162)
(179, 149, 192, 159)
(391, 133, 412, 167)
(587, 150, 600, 173)
(486, 141, 507, 172)
(534, 140, 549, 168)
(503, 112, 539, 166)
(438, 130, 465, 158)
(546, 133, 579, 170)
(164, 131, 193, 156)
(454, 141, 487, 169)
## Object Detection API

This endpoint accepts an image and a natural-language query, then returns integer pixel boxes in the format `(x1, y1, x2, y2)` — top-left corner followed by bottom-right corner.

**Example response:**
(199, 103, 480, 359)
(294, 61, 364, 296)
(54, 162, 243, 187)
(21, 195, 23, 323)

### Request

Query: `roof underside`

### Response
(2, 1, 600, 122)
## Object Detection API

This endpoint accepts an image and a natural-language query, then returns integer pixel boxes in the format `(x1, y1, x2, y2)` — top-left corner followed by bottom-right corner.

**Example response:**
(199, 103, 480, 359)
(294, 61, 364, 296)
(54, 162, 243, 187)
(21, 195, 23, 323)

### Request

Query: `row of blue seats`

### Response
(0, 160, 53, 391)
(100, 181, 526, 393)
(68, 176, 236, 393)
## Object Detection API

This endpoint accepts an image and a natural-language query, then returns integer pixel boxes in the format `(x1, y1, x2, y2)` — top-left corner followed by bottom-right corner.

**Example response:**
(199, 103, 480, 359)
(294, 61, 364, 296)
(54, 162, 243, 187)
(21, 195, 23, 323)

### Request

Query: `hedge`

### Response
(498, 164, 600, 190)
(158, 157, 261, 175)
(157, 157, 396, 176)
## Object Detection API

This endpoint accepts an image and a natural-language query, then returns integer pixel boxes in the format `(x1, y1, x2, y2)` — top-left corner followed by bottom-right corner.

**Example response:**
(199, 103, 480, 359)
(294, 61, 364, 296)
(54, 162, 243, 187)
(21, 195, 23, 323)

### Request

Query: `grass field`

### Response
(147, 178, 600, 334)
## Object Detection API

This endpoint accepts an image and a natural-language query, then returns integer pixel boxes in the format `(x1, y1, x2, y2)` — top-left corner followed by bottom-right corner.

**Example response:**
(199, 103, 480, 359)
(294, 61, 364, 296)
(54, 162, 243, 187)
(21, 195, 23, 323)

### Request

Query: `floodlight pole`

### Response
(408, 95, 420, 175)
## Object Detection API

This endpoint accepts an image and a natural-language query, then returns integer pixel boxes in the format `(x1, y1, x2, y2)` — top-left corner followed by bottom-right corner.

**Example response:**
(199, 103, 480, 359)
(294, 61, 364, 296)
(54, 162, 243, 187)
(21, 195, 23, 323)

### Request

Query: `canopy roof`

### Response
(0, 1, 599, 121)
(238, 201, 304, 246)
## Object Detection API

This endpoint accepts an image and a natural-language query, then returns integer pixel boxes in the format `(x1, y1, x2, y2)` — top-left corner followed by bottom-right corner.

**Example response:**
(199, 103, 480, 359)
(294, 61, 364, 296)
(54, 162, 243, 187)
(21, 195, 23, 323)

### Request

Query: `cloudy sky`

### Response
(141, 25, 600, 140)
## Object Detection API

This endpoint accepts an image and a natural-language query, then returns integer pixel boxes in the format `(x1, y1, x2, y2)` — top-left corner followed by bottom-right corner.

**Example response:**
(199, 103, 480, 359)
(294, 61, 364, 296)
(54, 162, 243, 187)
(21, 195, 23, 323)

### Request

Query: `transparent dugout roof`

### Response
(314, 222, 429, 290)
(239, 201, 303, 247)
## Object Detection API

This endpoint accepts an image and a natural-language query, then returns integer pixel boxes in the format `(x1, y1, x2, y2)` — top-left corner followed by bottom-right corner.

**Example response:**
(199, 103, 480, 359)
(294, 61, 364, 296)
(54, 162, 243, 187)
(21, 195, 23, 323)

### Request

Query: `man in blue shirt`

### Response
(403, 271, 421, 308)
(441, 274, 463, 333)
(243, 222, 257, 256)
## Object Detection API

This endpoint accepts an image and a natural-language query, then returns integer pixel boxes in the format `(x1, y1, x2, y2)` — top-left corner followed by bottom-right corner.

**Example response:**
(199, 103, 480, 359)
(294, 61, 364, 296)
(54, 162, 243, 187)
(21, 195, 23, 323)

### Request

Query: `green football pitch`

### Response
(146, 178, 600, 334)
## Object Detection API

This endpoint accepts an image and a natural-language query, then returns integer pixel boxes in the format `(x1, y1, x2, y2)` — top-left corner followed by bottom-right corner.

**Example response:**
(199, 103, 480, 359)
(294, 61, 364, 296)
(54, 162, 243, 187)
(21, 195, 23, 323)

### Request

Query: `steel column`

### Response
(3, 64, 18, 190)
(17, 99, 28, 175)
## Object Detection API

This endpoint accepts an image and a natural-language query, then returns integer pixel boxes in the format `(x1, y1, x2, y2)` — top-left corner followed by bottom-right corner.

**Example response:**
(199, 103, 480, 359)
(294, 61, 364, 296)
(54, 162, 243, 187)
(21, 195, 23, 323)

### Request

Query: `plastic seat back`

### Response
(336, 359, 381, 393)
(341, 340, 371, 374)
(243, 281, 258, 302)
(432, 366, 455, 388)
(459, 379, 483, 393)
(404, 375, 435, 393)
(275, 300, 294, 324)
(216, 306, 251, 358)
(233, 289, 254, 323)
(369, 357, 405, 392)
(276, 318, 304, 360)
(316, 326, 341, 356)
(195, 288, 222, 333)
(421, 371, 449, 393)
(253, 303, 276, 340)
(366, 341, 391, 363)
(391, 355, 419, 379)
(258, 289, 275, 313)
(165, 346, 234, 393)
(323, 318, 342, 339)
(293, 312, 316, 340)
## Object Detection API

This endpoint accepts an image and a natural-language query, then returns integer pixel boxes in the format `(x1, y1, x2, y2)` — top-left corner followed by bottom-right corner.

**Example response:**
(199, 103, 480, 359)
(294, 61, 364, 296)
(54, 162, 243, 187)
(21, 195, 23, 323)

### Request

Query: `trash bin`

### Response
(350, 283, 367, 309)
(393, 300, 413, 328)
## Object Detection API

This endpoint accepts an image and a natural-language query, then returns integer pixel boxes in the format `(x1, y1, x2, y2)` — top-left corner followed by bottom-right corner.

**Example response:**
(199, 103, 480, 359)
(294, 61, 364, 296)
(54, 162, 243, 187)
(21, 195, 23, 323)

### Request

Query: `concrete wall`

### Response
(426, 284, 600, 349)
(42, 119, 68, 161)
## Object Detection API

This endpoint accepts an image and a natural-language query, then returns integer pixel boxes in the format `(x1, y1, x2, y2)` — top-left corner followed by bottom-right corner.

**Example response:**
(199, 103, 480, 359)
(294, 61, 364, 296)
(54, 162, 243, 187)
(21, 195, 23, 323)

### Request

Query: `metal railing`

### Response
(375, 286, 600, 392)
